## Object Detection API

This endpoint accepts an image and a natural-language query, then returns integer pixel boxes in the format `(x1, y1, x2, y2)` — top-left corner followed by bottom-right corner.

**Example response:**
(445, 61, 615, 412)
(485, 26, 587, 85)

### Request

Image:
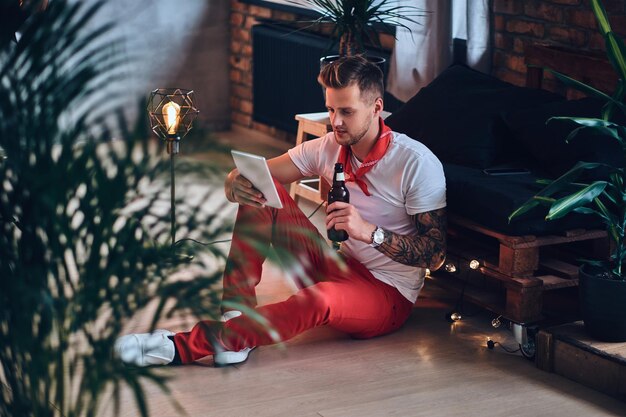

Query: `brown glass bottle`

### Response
(327, 162, 350, 243)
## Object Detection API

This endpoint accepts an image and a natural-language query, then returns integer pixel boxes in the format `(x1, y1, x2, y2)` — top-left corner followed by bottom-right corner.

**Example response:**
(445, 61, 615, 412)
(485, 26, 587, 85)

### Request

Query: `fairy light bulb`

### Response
(425, 268, 431, 277)
(444, 263, 457, 273)
(491, 316, 502, 328)
(446, 311, 462, 322)
(469, 259, 480, 270)
(163, 101, 181, 135)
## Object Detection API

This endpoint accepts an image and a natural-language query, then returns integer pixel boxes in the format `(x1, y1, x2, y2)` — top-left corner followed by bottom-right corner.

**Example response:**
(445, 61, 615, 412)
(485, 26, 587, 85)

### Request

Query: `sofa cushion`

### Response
(444, 163, 602, 236)
(385, 64, 564, 169)
(502, 97, 626, 178)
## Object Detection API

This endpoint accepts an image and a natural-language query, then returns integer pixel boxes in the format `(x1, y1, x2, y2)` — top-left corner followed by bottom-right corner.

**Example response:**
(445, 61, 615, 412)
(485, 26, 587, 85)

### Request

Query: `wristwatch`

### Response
(370, 226, 385, 248)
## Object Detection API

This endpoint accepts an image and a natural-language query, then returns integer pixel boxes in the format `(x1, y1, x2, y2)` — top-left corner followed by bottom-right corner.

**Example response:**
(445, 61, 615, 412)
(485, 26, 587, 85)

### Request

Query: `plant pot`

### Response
(579, 264, 626, 342)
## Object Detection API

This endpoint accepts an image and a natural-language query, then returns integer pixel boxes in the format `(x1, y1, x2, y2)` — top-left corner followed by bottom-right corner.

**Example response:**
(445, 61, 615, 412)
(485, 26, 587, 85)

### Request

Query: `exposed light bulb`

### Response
(491, 316, 502, 328)
(444, 263, 457, 273)
(425, 268, 431, 277)
(469, 259, 480, 270)
(163, 101, 181, 135)
(446, 311, 462, 322)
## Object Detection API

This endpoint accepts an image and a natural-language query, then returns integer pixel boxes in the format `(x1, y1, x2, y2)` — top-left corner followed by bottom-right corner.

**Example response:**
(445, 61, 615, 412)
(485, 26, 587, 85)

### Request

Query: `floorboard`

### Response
(98, 129, 626, 416)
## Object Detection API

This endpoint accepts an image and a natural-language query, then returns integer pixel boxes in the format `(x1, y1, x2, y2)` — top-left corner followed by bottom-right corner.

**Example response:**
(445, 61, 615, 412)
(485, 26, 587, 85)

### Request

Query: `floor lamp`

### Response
(147, 88, 199, 248)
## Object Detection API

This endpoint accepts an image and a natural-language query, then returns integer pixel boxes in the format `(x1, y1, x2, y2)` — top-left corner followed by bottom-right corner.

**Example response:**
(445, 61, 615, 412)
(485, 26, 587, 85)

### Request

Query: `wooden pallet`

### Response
(536, 322, 626, 401)
(428, 214, 608, 324)
(428, 44, 615, 324)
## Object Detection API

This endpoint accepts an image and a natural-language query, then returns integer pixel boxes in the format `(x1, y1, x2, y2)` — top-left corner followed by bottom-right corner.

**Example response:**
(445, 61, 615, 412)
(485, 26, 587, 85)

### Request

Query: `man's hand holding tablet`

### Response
(229, 150, 283, 209)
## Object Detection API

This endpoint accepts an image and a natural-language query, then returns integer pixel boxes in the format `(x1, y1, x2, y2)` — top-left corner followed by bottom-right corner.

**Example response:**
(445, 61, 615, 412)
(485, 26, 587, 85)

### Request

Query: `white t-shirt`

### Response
(287, 131, 447, 302)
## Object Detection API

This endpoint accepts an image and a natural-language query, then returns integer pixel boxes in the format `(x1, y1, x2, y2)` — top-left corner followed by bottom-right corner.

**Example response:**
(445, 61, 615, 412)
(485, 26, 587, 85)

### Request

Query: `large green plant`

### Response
(289, 0, 423, 56)
(0, 1, 233, 416)
(509, 0, 626, 278)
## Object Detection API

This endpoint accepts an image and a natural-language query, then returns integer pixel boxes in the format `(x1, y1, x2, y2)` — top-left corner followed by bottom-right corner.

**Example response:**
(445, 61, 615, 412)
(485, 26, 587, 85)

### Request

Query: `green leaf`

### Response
(588, 0, 626, 90)
(547, 69, 626, 113)
(286, 0, 424, 54)
(508, 196, 555, 220)
(590, 0, 611, 35)
(578, 258, 610, 268)
(559, 124, 623, 145)
(605, 31, 626, 85)
(532, 161, 603, 196)
(602, 80, 625, 121)
(546, 181, 608, 220)
(546, 116, 626, 146)
(0, 1, 246, 415)
(573, 206, 605, 218)
(550, 116, 619, 128)
(510, 162, 611, 222)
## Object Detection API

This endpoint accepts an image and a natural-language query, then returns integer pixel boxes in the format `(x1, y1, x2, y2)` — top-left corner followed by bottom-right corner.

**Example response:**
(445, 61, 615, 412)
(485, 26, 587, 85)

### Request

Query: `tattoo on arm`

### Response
(377, 208, 447, 269)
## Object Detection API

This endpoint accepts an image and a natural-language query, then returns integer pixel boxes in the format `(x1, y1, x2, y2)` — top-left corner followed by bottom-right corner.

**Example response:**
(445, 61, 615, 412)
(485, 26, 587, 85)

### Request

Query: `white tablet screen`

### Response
(231, 150, 283, 209)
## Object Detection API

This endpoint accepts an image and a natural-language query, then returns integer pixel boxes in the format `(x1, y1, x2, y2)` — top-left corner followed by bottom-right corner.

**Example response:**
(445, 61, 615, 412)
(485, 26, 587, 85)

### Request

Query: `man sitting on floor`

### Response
(115, 55, 447, 367)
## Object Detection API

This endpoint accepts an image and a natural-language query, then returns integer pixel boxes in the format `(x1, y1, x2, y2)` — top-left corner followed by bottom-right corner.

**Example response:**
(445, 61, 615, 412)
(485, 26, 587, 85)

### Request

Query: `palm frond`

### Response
(0, 1, 233, 416)
(287, 0, 425, 55)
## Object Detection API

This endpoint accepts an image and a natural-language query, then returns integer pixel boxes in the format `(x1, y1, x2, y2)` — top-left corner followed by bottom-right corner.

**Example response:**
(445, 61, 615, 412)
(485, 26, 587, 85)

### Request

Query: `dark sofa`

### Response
(385, 64, 621, 236)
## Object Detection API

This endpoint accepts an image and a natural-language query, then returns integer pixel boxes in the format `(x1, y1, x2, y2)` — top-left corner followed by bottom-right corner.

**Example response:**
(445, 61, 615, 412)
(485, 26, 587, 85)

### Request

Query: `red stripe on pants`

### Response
(173, 179, 413, 363)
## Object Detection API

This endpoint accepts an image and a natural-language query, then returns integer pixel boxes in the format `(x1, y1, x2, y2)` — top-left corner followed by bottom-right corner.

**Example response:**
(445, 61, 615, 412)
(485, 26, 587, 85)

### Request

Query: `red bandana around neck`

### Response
(337, 117, 392, 196)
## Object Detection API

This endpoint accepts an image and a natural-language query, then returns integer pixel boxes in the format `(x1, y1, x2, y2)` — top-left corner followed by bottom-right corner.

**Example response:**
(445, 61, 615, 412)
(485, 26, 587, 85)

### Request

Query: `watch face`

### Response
(374, 228, 384, 244)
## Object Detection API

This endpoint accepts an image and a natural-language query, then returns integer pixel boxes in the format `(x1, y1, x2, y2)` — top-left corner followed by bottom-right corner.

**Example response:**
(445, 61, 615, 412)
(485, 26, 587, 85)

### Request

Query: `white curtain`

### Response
(387, 0, 490, 102)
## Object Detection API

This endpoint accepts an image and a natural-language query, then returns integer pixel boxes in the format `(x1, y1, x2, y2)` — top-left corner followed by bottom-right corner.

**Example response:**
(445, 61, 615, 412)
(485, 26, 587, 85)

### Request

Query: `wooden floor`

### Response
(99, 128, 626, 417)
(101, 274, 626, 417)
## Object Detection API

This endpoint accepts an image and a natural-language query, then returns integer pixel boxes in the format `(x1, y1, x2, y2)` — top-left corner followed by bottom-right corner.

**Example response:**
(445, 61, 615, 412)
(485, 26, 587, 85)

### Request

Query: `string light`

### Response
(487, 337, 495, 349)
(444, 263, 457, 273)
(446, 311, 462, 322)
(486, 337, 521, 354)
(469, 259, 480, 270)
(425, 268, 431, 277)
(491, 316, 502, 328)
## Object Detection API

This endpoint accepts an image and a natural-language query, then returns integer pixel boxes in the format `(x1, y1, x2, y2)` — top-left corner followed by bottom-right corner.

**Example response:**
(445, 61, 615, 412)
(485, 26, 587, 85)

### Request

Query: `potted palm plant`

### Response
(0, 1, 236, 415)
(509, 0, 626, 342)
(289, 0, 424, 67)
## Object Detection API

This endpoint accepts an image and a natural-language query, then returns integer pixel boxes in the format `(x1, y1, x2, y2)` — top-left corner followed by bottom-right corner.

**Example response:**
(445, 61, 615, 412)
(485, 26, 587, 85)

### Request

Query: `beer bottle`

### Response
(327, 162, 350, 244)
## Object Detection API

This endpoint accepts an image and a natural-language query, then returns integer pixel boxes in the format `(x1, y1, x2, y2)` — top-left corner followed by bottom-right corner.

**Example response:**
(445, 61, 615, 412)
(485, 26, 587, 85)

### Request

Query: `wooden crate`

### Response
(536, 322, 626, 401)
(428, 214, 608, 324)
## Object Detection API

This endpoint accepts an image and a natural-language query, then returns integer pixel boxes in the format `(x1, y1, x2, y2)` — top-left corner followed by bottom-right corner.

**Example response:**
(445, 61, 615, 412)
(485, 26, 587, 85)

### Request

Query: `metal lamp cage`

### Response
(147, 88, 199, 153)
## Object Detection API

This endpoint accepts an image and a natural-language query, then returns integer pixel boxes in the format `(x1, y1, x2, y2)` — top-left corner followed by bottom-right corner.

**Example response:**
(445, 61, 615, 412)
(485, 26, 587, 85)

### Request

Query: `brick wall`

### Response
(230, 1, 301, 142)
(231, 0, 626, 140)
(493, 0, 626, 90)
(229, 0, 393, 143)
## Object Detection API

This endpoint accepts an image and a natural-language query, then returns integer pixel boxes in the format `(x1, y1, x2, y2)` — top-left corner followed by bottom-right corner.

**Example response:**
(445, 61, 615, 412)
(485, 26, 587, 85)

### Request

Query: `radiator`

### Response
(252, 24, 398, 134)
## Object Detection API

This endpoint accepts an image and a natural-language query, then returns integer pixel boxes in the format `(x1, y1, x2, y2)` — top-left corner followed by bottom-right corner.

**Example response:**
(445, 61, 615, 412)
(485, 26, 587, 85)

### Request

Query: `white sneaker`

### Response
(213, 310, 256, 367)
(114, 329, 175, 367)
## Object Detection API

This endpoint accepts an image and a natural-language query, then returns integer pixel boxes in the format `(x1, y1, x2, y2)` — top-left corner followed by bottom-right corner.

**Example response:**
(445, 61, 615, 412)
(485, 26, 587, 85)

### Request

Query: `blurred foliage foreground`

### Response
(0, 1, 235, 416)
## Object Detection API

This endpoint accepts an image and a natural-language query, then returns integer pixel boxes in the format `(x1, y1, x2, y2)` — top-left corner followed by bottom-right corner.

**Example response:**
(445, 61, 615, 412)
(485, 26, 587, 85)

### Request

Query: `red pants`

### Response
(173, 180, 413, 363)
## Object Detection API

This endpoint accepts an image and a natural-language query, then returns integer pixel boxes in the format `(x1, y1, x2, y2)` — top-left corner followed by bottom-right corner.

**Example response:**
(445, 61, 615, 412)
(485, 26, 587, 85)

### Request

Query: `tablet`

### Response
(231, 150, 283, 209)
(483, 168, 530, 176)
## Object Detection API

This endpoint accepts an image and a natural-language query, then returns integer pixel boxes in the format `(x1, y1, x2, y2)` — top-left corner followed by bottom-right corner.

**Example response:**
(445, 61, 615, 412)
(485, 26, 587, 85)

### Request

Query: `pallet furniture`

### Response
(429, 214, 607, 324)
(428, 44, 614, 324)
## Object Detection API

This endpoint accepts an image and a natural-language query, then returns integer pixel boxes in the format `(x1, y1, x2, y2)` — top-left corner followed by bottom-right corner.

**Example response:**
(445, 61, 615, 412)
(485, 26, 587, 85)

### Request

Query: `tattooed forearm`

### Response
(376, 208, 447, 269)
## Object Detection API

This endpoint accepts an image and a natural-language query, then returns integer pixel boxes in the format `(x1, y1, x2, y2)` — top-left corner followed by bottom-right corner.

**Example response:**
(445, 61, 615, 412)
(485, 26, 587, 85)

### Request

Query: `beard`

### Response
(334, 119, 371, 147)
